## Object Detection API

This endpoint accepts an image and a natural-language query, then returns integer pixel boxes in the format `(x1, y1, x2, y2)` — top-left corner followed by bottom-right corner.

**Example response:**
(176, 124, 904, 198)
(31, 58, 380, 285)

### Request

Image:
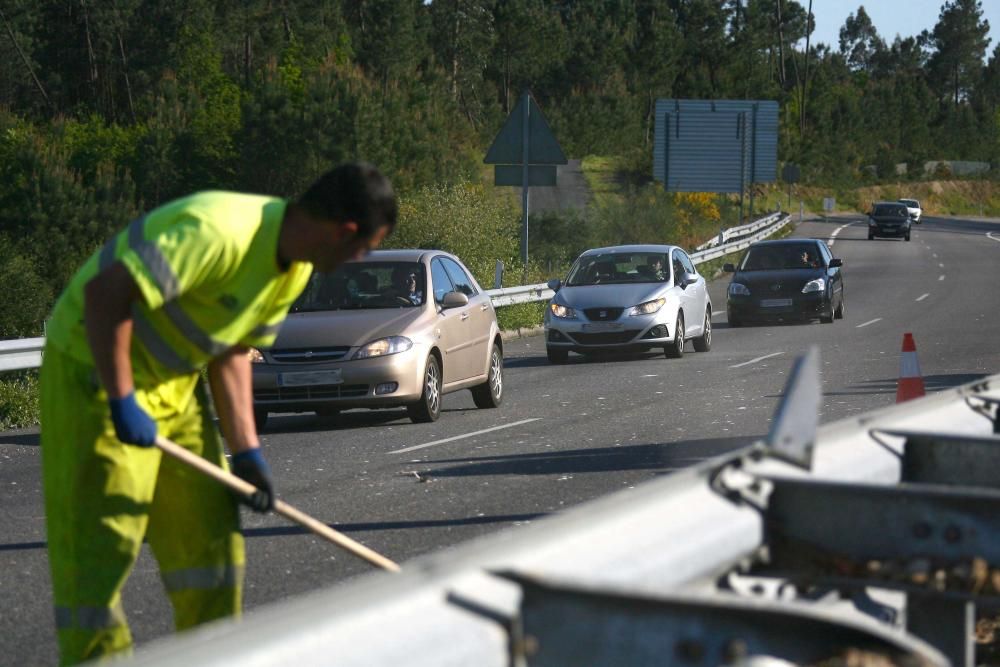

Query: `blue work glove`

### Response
(231, 448, 274, 513)
(108, 392, 157, 446)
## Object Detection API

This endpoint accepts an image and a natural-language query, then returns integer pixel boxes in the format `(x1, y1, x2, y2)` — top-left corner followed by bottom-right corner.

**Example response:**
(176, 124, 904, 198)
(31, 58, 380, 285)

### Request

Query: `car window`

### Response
(431, 258, 455, 303)
(291, 261, 426, 311)
(566, 252, 669, 285)
(872, 204, 908, 217)
(672, 252, 685, 282)
(678, 251, 696, 276)
(741, 244, 822, 270)
(440, 257, 477, 296)
(818, 242, 832, 265)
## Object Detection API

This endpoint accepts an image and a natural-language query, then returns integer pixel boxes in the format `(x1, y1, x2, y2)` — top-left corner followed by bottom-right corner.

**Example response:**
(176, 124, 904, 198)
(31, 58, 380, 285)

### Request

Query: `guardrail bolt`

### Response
(943, 525, 962, 544)
(912, 522, 932, 540)
(675, 638, 705, 663)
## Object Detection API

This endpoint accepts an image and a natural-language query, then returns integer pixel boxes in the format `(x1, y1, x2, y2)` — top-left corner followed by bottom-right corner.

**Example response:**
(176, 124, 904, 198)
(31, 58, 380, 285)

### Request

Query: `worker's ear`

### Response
(332, 220, 360, 241)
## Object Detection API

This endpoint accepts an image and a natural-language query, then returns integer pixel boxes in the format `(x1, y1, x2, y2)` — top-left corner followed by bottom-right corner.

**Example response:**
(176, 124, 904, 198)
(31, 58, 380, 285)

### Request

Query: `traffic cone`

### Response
(896, 333, 926, 403)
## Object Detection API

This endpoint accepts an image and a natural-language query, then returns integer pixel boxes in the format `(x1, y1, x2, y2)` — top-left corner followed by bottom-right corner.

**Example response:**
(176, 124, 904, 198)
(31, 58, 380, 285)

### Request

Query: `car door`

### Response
(819, 243, 843, 303)
(429, 258, 466, 386)
(674, 250, 706, 337)
(440, 256, 492, 382)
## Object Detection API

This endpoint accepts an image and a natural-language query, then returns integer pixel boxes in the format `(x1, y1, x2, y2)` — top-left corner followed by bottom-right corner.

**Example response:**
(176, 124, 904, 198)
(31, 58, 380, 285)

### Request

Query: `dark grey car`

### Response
(868, 202, 913, 241)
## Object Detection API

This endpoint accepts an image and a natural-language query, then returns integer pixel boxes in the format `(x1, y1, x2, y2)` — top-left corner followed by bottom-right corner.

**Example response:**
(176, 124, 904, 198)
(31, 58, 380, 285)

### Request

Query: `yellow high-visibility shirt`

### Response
(47, 191, 313, 392)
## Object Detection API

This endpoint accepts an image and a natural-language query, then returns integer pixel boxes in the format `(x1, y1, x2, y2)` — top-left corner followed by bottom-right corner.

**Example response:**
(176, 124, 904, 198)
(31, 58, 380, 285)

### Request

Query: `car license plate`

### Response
(278, 369, 343, 387)
(582, 322, 624, 332)
(760, 298, 792, 307)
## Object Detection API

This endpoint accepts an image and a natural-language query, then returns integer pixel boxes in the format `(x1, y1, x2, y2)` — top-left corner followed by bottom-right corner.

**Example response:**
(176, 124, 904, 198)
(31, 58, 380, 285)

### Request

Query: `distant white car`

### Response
(898, 198, 922, 223)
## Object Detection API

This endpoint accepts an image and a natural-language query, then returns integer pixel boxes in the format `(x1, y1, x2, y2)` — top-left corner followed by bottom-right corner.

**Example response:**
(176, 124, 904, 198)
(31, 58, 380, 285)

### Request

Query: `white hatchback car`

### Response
(544, 244, 712, 363)
(898, 198, 922, 223)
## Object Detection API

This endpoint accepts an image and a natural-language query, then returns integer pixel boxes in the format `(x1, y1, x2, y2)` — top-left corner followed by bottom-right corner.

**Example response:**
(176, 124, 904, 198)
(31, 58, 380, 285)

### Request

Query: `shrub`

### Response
(0, 372, 39, 431)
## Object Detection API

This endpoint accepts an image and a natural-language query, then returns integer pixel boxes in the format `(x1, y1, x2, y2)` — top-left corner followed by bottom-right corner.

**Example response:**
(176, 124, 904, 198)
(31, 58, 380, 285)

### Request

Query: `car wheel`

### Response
(471, 343, 504, 409)
(868, 231, 875, 240)
(665, 314, 685, 358)
(407, 354, 442, 423)
(546, 347, 569, 364)
(253, 408, 268, 432)
(905, 232, 911, 241)
(693, 308, 712, 352)
(834, 293, 846, 319)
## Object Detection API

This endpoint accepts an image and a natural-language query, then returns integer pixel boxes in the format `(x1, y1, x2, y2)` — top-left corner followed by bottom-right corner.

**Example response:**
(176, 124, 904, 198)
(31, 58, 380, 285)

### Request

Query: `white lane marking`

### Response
(827, 222, 853, 248)
(856, 318, 882, 328)
(713, 310, 724, 317)
(389, 418, 542, 454)
(938, 274, 946, 281)
(932, 253, 938, 258)
(916, 293, 930, 302)
(729, 352, 783, 369)
(988, 232, 1000, 243)
(938, 263, 945, 268)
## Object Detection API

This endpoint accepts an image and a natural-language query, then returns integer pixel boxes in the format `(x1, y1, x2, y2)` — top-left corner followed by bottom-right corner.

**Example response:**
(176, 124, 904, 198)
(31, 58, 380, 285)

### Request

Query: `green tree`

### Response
(927, 0, 990, 107)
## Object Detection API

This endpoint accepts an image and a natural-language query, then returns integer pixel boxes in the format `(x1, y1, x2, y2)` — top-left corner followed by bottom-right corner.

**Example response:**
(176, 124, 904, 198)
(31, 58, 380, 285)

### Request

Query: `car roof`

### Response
(353, 249, 452, 263)
(579, 244, 681, 256)
(874, 201, 906, 206)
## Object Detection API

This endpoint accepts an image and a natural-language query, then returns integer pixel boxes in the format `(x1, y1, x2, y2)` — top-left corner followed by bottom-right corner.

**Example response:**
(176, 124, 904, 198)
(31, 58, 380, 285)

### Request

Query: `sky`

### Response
(807, 0, 999, 58)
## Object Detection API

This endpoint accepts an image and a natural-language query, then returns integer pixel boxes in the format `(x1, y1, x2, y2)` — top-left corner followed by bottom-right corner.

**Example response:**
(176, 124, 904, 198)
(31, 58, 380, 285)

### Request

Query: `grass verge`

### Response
(0, 371, 39, 431)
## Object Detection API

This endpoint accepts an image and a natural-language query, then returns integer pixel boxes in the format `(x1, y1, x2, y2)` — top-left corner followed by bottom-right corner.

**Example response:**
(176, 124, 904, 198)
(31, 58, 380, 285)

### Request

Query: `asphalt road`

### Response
(2, 214, 999, 665)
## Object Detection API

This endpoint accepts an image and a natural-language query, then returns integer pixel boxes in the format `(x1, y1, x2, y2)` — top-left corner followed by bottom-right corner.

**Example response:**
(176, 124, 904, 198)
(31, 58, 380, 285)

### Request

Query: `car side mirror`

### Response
(547, 278, 562, 292)
(678, 272, 697, 288)
(723, 263, 736, 273)
(441, 291, 469, 309)
(829, 258, 843, 268)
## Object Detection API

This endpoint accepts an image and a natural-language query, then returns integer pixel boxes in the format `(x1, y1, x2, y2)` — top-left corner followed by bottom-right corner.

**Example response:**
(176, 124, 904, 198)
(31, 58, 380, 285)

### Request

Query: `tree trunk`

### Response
(775, 0, 787, 87)
(117, 30, 136, 123)
(799, 0, 813, 139)
(0, 7, 54, 112)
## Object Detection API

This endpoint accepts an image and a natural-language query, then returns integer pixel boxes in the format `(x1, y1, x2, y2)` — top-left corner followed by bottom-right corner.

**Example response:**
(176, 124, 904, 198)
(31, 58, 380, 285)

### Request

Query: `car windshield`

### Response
(899, 199, 918, 207)
(290, 261, 426, 312)
(872, 204, 908, 217)
(740, 244, 822, 271)
(565, 252, 670, 286)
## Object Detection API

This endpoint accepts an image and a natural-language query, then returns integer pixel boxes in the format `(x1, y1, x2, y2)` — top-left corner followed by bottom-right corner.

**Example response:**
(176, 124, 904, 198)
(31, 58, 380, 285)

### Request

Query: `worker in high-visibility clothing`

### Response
(40, 162, 397, 665)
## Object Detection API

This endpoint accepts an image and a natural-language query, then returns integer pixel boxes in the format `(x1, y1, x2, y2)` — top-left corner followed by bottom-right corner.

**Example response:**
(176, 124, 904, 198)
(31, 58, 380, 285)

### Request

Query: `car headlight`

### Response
(353, 336, 413, 360)
(549, 303, 577, 319)
(728, 283, 750, 297)
(628, 298, 665, 316)
(802, 278, 826, 294)
(247, 348, 265, 363)
(868, 218, 877, 226)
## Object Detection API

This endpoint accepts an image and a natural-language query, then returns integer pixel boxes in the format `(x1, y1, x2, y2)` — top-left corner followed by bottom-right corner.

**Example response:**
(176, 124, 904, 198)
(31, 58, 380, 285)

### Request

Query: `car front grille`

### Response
(583, 307, 624, 321)
(268, 347, 351, 363)
(256, 384, 369, 401)
(568, 330, 641, 345)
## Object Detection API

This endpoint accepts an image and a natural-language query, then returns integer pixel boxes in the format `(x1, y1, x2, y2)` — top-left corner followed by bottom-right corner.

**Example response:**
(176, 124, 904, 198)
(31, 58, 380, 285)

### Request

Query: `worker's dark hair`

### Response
(297, 162, 398, 238)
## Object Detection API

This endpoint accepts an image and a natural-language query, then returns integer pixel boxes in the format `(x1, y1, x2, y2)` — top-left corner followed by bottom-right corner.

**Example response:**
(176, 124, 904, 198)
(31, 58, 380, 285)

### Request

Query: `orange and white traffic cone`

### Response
(896, 332, 926, 403)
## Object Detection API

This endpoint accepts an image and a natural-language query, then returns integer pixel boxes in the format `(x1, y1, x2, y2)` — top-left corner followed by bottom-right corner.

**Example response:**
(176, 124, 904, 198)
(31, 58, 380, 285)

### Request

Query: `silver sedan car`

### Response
(543, 244, 712, 363)
(251, 249, 504, 427)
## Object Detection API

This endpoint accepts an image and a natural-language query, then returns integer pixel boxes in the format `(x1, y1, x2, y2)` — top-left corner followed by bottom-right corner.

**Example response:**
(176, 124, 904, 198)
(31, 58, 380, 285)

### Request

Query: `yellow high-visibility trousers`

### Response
(40, 344, 246, 666)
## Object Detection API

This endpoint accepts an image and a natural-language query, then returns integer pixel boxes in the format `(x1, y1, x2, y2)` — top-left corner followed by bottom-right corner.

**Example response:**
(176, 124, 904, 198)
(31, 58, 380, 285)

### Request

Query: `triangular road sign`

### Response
(484, 91, 567, 165)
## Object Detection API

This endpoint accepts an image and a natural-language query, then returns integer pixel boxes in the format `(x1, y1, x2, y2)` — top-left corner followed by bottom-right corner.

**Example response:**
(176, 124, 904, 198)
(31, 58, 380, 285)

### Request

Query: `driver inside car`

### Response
(389, 266, 423, 305)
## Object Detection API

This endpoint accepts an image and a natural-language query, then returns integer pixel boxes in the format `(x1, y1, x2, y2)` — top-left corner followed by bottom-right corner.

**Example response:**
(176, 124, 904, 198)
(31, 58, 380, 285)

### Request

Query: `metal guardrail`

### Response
(0, 337, 44, 373)
(0, 214, 790, 374)
(695, 211, 785, 251)
(482, 212, 791, 309)
(118, 350, 1000, 667)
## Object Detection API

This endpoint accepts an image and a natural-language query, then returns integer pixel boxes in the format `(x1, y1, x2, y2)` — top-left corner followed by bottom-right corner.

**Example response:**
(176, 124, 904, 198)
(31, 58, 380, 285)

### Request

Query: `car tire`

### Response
(407, 354, 442, 423)
(905, 232, 911, 241)
(834, 293, 846, 319)
(546, 347, 569, 364)
(664, 314, 685, 358)
(728, 310, 742, 328)
(471, 343, 504, 409)
(253, 408, 268, 432)
(868, 231, 875, 240)
(692, 308, 712, 352)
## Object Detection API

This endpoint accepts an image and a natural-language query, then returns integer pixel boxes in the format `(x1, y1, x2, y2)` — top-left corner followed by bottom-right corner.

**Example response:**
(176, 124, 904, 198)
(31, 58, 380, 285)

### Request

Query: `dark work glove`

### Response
(231, 448, 274, 512)
(108, 392, 157, 446)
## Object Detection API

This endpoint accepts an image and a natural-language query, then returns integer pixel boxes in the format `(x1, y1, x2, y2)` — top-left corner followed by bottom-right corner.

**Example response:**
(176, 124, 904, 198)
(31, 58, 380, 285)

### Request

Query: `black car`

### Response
(868, 201, 912, 241)
(724, 239, 845, 326)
